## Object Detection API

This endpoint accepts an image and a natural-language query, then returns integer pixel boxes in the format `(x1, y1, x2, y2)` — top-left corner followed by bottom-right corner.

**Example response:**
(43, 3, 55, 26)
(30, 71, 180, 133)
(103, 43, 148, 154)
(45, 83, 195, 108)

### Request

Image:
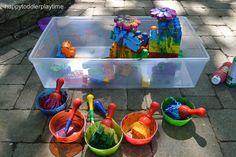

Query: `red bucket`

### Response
(121, 112, 157, 145)
(49, 110, 86, 143)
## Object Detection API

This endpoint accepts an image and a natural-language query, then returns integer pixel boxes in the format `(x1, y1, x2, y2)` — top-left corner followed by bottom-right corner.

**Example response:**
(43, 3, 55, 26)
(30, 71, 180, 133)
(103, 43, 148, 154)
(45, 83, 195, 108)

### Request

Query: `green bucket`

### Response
(161, 97, 195, 127)
(85, 120, 123, 156)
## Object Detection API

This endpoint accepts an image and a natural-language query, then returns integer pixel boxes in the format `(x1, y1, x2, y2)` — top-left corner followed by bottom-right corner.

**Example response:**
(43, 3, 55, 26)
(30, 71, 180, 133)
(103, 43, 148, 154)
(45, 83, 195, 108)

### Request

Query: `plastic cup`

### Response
(85, 120, 123, 156)
(121, 112, 158, 145)
(161, 96, 195, 127)
(49, 110, 86, 143)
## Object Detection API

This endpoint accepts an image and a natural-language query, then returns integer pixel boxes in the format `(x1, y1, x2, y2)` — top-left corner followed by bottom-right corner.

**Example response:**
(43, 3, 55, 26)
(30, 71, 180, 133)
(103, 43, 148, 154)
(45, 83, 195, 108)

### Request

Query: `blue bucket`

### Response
(36, 89, 68, 116)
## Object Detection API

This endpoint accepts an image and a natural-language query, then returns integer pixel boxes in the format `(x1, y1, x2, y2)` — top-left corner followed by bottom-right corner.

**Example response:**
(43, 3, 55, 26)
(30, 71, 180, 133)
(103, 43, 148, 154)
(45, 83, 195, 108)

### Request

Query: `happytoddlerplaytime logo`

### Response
(0, 4, 64, 10)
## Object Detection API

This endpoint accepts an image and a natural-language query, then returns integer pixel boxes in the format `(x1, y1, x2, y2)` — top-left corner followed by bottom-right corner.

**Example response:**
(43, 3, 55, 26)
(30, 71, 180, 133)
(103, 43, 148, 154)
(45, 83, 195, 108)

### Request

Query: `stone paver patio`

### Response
(0, 0, 236, 157)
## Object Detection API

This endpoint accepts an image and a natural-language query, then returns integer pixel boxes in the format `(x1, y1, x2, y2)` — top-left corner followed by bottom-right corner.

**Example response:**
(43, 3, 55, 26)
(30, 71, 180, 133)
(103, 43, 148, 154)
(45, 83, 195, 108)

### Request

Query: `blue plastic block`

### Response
(123, 33, 142, 52)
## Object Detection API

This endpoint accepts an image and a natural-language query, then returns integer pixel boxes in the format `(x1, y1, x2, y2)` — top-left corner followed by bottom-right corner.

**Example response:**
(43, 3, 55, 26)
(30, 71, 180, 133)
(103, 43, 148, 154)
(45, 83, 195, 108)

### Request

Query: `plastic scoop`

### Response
(100, 103, 117, 128)
(90, 103, 118, 149)
(45, 78, 64, 109)
(56, 98, 82, 137)
(94, 99, 107, 116)
(179, 105, 207, 119)
(130, 102, 160, 139)
(87, 94, 95, 125)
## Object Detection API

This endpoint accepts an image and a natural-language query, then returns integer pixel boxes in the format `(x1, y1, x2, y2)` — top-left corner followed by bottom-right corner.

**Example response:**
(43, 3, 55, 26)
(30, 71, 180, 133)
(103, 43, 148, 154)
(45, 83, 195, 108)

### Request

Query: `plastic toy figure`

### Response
(61, 40, 76, 58)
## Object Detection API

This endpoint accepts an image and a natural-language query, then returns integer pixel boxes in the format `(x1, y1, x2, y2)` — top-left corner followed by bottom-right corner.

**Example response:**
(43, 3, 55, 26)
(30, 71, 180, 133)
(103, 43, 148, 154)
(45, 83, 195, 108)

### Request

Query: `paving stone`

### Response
(76, 0, 96, 2)
(209, 9, 236, 17)
(222, 17, 236, 31)
(13, 25, 38, 40)
(0, 7, 5, 23)
(0, 18, 21, 38)
(19, 10, 40, 29)
(145, 89, 181, 106)
(120, 142, 152, 157)
(29, 29, 42, 39)
(92, 89, 127, 110)
(186, 16, 203, 26)
(181, 74, 215, 96)
(15, 70, 42, 109)
(64, 9, 85, 16)
(68, 3, 91, 10)
(71, 89, 92, 110)
(217, 26, 234, 36)
(153, 1, 186, 15)
(154, 118, 223, 157)
(0, 35, 14, 47)
(81, 8, 94, 16)
(220, 142, 236, 157)
(21, 50, 32, 65)
(0, 48, 20, 63)
(185, 96, 222, 109)
(127, 89, 146, 110)
(124, 1, 154, 8)
(201, 36, 220, 49)
(0, 85, 23, 109)
(204, 50, 228, 74)
(2, 51, 27, 64)
(181, 1, 207, 8)
(9, 35, 38, 52)
(200, 16, 225, 25)
(185, 7, 210, 16)
(92, 1, 105, 7)
(214, 84, 236, 109)
(214, 37, 236, 56)
(93, 7, 114, 15)
(106, 0, 125, 7)
(205, 1, 231, 9)
(0, 143, 13, 157)
(115, 8, 146, 16)
(0, 65, 33, 84)
(13, 143, 54, 157)
(208, 109, 236, 141)
(196, 25, 222, 36)
(0, 110, 47, 142)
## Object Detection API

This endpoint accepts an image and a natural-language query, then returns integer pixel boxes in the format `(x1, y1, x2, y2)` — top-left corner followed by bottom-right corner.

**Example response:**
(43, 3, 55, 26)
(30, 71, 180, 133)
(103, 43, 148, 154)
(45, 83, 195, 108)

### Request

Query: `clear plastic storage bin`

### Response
(29, 16, 209, 88)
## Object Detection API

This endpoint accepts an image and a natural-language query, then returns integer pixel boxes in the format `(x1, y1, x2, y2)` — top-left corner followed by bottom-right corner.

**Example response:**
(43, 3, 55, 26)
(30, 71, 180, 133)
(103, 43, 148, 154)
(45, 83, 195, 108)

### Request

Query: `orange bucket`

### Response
(49, 110, 86, 143)
(121, 112, 157, 145)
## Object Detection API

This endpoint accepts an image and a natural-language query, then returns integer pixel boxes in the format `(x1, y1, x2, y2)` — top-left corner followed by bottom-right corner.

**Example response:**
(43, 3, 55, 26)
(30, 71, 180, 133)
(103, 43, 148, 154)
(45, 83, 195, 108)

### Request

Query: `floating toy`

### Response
(57, 40, 76, 58)
(60, 98, 83, 136)
(211, 62, 232, 85)
(49, 103, 86, 143)
(44, 78, 64, 109)
(161, 97, 207, 126)
(226, 57, 236, 87)
(129, 102, 160, 139)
